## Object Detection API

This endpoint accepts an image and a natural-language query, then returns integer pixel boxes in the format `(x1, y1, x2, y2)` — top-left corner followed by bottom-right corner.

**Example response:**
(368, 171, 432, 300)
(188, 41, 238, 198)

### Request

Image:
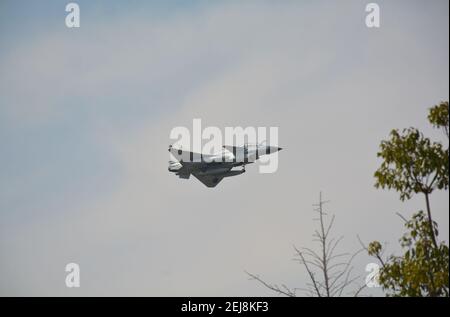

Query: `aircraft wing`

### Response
(169, 145, 234, 187)
(192, 173, 225, 188)
(169, 145, 216, 162)
(223, 145, 242, 154)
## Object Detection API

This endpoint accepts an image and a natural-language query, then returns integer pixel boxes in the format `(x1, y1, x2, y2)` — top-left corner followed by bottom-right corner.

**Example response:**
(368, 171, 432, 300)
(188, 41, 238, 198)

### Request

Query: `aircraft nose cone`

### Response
(265, 146, 283, 154)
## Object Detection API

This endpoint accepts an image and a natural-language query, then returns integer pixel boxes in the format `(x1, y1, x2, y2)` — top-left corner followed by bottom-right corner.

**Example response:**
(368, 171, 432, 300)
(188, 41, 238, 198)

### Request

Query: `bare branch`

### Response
(247, 192, 365, 297)
(293, 246, 322, 297)
(245, 271, 296, 297)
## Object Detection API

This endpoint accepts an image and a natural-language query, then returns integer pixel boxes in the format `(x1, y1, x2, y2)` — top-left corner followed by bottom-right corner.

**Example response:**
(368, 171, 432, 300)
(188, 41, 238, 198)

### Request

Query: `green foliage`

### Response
(368, 241, 382, 256)
(428, 101, 449, 138)
(369, 101, 449, 297)
(374, 128, 448, 201)
(369, 211, 449, 297)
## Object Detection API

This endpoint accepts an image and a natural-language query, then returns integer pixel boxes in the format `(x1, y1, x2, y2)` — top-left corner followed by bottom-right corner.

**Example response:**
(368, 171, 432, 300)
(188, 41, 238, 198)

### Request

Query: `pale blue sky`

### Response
(0, 0, 448, 296)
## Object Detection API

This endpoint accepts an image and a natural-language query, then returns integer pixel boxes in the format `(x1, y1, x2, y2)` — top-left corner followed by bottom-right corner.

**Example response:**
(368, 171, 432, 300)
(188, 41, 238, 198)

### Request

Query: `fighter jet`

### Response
(168, 143, 282, 187)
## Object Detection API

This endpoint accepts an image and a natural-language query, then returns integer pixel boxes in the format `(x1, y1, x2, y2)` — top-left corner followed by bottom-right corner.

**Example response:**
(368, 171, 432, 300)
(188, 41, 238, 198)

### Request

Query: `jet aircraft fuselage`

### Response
(168, 143, 282, 187)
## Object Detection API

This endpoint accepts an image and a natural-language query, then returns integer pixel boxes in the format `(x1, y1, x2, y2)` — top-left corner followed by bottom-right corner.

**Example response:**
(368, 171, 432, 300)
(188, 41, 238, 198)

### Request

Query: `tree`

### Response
(367, 212, 449, 297)
(246, 192, 365, 297)
(374, 102, 449, 248)
(428, 101, 449, 139)
(368, 101, 449, 296)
